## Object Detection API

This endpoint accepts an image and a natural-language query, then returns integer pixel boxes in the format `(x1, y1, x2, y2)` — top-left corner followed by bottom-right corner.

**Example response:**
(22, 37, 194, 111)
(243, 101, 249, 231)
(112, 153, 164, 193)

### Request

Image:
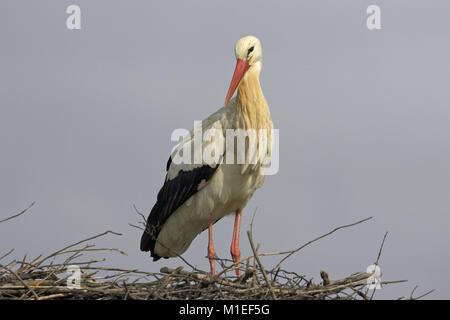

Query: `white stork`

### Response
(140, 35, 273, 277)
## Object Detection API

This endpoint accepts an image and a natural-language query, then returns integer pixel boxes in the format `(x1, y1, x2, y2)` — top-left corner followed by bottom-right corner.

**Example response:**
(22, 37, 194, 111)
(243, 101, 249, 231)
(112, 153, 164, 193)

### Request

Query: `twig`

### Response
(35, 230, 122, 267)
(0, 202, 35, 224)
(410, 288, 435, 300)
(247, 231, 277, 300)
(272, 216, 373, 271)
(370, 231, 388, 300)
(375, 231, 388, 265)
(0, 249, 15, 262)
(38, 293, 65, 300)
(1, 264, 40, 300)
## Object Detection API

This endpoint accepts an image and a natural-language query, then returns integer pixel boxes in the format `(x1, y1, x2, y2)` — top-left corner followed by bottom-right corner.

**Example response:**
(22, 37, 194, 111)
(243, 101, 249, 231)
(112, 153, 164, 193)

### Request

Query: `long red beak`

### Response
(224, 59, 250, 106)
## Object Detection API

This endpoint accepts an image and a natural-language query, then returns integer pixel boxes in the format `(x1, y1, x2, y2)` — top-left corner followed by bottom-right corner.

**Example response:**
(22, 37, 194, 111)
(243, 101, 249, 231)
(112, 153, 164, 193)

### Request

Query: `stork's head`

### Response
(225, 35, 262, 106)
(234, 35, 262, 66)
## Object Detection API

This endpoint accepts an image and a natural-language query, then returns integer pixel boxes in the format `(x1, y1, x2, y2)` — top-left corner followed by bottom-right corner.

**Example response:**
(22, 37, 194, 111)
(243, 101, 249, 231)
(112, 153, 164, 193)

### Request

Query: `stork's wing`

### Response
(140, 112, 228, 260)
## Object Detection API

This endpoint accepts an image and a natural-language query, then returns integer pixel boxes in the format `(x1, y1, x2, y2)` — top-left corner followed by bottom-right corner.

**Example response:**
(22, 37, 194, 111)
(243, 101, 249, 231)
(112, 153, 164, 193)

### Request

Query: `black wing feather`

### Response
(140, 157, 219, 260)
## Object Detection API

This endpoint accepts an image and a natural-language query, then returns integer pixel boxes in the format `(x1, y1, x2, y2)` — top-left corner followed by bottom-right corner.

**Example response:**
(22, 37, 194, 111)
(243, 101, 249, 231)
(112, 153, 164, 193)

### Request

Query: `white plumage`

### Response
(155, 98, 272, 257)
(141, 35, 273, 276)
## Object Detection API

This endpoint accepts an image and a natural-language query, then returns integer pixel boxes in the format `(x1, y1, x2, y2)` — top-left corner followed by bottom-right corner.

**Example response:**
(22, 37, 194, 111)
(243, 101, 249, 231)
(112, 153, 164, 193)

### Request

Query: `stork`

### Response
(140, 36, 273, 277)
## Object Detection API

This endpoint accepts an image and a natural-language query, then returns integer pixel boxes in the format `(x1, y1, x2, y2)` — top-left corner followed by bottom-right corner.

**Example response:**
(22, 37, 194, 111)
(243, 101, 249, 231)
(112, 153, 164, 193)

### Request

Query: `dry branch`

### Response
(0, 202, 35, 224)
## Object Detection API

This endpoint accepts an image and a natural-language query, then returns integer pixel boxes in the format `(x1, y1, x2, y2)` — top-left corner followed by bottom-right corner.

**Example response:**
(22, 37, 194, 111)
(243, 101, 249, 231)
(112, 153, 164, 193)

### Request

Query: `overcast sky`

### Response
(1, 1, 449, 299)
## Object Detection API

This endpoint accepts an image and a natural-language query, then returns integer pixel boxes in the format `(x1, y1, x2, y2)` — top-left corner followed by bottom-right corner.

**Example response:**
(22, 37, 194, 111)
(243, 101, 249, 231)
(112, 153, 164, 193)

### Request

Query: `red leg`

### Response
(208, 212, 217, 275)
(230, 209, 242, 277)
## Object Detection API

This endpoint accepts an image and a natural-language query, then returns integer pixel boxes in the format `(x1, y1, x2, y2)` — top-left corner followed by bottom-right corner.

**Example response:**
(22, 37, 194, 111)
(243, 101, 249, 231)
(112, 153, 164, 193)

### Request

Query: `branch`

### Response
(247, 230, 277, 300)
(0, 202, 35, 224)
(272, 216, 373, 271)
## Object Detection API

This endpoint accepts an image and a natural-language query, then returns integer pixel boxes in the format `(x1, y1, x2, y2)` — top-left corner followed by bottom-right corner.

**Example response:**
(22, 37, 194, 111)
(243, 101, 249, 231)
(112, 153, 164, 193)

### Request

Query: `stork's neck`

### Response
(236, 63, 271, 130)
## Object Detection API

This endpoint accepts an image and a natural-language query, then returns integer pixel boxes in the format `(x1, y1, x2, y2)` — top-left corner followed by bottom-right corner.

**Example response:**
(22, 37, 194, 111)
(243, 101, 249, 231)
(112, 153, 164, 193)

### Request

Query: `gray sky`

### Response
(1, 1, 449, 299)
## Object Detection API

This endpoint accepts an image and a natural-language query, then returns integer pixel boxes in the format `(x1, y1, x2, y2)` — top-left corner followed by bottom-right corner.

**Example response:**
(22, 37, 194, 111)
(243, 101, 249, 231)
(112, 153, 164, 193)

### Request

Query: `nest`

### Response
(0, 203, 432, 300)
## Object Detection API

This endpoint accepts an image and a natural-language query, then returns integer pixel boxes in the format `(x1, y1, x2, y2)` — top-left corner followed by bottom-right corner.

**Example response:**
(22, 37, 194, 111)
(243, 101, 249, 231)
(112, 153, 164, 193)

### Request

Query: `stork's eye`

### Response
(247, 46, 254, 56)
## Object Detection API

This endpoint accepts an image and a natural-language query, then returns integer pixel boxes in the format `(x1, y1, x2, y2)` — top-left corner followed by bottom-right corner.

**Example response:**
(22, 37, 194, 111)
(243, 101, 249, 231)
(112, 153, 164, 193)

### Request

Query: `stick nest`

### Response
(0, 203, 430, 300)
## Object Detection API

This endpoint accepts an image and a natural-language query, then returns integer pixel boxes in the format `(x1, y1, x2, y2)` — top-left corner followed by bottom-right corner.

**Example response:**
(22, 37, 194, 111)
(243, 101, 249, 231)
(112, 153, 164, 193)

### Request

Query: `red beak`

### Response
(224, 59, 250, 106)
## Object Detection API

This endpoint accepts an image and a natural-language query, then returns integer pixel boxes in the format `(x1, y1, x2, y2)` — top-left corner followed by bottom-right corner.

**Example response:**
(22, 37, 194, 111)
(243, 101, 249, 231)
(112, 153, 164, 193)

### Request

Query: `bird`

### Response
(140, 35, 273, 277)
